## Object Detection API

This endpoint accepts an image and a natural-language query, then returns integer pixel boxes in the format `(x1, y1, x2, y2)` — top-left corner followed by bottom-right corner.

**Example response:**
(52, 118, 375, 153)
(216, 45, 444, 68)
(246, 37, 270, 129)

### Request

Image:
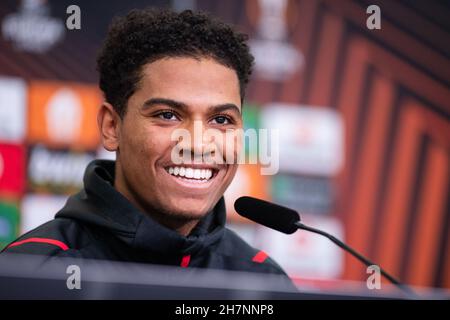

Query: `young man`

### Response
(2, 9, 292, 283)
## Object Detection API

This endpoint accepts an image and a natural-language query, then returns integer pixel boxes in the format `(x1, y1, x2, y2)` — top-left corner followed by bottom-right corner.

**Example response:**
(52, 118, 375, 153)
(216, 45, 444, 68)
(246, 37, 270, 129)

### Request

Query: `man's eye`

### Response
(211, 116, 230, 125)
(158, 111, 178, 121)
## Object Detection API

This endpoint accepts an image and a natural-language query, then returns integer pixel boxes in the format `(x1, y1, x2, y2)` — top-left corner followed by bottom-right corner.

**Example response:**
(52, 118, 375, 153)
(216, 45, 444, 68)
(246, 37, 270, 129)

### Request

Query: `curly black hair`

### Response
(97, 8, 254, 118)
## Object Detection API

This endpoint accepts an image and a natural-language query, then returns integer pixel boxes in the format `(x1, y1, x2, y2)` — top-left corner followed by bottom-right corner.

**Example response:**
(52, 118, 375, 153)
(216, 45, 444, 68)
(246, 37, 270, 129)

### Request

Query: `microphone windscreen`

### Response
(234, 196, 300, 234)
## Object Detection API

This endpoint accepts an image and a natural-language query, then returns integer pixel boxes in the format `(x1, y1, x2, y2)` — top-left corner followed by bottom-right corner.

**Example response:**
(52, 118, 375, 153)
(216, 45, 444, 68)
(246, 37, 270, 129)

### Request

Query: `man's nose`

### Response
(177, 120, 215, 162)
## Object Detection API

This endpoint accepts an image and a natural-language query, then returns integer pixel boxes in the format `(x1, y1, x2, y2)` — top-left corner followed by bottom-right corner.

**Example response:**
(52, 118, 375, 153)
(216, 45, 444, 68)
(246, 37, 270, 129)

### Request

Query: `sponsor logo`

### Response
(246, 0, 304, 80)
(261, 104, 344, 176)
(2, 0, 65, 53)
(27, 145, 94, 194)
(27, 81, 101, 149)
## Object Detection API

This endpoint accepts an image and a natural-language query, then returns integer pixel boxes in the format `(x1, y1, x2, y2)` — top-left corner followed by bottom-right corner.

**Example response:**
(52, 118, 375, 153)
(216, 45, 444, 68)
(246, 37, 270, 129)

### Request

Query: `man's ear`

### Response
(97, 102, 121, 152)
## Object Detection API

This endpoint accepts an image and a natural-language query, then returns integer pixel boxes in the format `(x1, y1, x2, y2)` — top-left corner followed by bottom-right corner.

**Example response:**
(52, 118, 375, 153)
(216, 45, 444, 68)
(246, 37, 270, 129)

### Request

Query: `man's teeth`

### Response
(167, 167, 213, 180)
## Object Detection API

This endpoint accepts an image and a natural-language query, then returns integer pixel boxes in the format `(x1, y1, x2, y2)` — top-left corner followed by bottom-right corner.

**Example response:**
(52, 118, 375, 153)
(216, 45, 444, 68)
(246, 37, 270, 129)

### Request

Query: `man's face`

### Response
(114, 57, 242, 221)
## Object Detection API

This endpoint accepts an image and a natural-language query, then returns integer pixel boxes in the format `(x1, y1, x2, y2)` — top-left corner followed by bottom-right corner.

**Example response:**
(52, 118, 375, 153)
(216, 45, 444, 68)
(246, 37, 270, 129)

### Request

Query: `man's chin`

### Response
(159, 200, 213, 221)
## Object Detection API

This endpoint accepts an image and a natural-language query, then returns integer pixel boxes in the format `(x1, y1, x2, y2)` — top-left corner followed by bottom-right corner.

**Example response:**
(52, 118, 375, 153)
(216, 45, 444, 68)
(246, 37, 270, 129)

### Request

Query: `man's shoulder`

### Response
(219, 228, 289, 276)
(1, 217, 89, 257)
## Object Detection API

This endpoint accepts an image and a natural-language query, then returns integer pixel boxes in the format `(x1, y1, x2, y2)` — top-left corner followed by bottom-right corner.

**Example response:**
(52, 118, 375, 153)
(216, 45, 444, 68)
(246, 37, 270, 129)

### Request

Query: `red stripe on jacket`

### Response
(252, 251, 268, 263)
(7, 237, 69, 251)
(180, 255, 191, 267)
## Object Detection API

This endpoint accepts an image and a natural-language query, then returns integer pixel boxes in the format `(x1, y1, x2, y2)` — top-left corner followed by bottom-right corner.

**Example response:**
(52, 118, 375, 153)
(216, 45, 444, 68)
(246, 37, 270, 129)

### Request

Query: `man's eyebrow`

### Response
(141, 98, 241, 114)
(141, 98, 187, 110)
(209, 103, 241, 115)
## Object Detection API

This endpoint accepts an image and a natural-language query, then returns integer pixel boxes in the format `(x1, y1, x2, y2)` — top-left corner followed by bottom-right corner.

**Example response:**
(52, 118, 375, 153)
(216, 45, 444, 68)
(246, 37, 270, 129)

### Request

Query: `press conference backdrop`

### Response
(0, 0, 448, 290)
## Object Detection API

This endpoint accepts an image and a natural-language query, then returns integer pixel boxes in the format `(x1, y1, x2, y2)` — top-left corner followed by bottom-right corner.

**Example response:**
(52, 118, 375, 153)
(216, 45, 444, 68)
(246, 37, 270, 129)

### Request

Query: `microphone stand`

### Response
(294, 221, 417, 297)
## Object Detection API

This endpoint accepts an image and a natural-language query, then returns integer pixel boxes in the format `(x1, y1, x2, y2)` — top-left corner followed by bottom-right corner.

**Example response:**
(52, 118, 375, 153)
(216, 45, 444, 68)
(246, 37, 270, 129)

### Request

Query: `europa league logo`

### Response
(246, 0, 304, 81)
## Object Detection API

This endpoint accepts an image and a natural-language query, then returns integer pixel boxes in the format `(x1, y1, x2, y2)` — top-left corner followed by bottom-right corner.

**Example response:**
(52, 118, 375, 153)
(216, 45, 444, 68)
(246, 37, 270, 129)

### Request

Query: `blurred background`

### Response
(0, 0, 448, 290)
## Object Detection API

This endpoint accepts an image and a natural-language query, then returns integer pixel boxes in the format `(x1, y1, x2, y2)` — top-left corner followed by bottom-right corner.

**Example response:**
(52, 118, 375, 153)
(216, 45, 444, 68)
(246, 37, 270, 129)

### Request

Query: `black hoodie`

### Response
(2, 160, 293, 281)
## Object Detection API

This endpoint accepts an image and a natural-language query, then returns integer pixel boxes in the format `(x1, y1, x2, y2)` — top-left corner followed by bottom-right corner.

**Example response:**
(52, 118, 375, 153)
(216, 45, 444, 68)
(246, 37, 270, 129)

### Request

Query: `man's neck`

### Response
(113, 167, 199, 236)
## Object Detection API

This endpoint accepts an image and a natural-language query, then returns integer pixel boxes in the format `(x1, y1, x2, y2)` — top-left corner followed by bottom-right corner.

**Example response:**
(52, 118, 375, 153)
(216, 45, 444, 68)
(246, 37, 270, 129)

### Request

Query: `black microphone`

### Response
(234, 196, 415, 295)
(234, 196, 300, 234)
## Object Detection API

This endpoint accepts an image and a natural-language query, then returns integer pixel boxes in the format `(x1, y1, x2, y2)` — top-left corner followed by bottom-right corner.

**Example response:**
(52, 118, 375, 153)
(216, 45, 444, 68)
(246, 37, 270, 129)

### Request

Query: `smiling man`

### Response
(1, 9, 292, 283)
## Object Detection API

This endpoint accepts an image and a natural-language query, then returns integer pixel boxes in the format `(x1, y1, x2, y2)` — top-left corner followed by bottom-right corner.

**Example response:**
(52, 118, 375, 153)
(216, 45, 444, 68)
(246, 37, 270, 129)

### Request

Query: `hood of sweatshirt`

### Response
(55, 160, 227, 258)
